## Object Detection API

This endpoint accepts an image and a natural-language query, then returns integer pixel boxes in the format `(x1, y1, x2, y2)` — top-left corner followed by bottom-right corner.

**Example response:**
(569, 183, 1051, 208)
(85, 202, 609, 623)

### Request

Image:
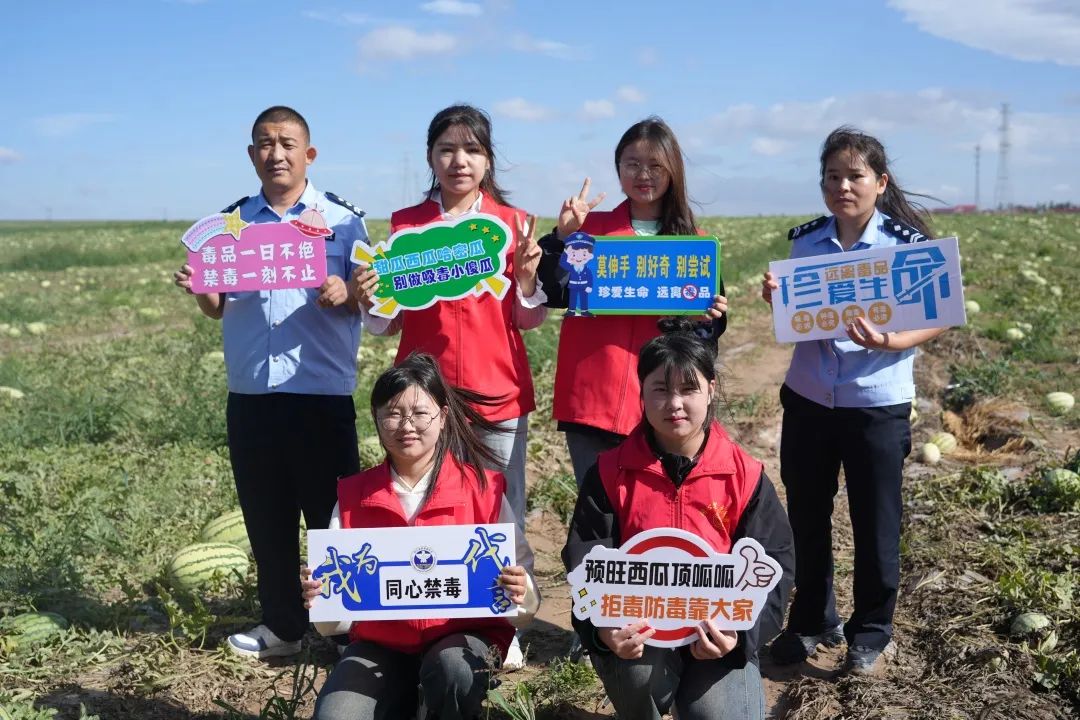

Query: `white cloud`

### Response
(705, 90, 1019, 147)
(509, 33, 580, 60)
(357, 26, 458, 65)
(303, 10, 374, 25)
(616, 85, 646, 103)
(1052, 183, 1071, 192)
(420, 0, 482, 16)
(493, 98, 553, 122)
(0, 147, 21, 164)
(32, 113, 116, 138)
(582, 99, 616, 121)
(889, 0, 1080, 66)
(750, 137, 790, 157)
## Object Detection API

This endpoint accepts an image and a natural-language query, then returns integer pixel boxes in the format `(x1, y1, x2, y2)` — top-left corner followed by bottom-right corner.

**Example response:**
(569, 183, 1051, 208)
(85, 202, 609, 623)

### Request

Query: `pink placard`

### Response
(186, 223, 328, 294)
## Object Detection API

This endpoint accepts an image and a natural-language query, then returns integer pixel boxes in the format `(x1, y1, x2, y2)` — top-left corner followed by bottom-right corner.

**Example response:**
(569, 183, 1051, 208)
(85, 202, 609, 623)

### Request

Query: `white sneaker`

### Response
(502, 632, 525, 671)
(226, 624, 301, 659)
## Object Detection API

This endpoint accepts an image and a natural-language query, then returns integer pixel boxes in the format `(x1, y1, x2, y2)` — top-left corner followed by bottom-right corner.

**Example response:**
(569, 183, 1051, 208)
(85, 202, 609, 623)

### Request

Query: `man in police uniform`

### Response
(174, 106, 367, 658)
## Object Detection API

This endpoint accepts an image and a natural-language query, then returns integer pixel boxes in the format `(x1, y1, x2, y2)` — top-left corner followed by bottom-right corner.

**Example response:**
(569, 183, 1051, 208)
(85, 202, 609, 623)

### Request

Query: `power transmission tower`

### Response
(993, 103, 1012, 210)
(974, 144, 980, 209)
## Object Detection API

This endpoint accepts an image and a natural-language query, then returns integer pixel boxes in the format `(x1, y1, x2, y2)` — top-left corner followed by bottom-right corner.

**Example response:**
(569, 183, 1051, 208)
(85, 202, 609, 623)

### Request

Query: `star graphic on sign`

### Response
(490, 234, 500, 243)
(222, 208, 249, 241)
(469, 223, 478, 231)
(481, 225, 490, 234)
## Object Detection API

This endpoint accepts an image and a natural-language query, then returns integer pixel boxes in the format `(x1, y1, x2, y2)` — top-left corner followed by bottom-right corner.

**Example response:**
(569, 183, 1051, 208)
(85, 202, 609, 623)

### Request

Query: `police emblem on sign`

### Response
(411, 546, 437, 572)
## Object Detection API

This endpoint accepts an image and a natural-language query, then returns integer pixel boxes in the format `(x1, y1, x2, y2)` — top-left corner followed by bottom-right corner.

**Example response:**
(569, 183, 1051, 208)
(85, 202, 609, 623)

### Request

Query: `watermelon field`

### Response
(0, 213, 1077, 719)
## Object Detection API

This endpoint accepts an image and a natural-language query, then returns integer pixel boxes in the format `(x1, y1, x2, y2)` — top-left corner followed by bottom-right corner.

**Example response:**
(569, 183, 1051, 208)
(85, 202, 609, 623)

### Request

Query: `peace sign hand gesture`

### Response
(557, 177, 606, 240)
(514, 213, 540, 296)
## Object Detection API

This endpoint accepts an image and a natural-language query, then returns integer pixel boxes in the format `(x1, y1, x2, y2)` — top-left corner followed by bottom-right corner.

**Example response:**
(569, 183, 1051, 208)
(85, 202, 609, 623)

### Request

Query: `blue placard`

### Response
(559, 234, 722, 316)
(307, 524, 518, 621)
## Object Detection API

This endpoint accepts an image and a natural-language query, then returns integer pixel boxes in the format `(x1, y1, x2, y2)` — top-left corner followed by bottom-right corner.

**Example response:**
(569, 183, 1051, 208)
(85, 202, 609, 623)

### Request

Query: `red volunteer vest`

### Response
(337, 459, 516, 656)
(597, 421, 762, 552)
(554, 200, 699, 435)
(390, 197, 536, 422)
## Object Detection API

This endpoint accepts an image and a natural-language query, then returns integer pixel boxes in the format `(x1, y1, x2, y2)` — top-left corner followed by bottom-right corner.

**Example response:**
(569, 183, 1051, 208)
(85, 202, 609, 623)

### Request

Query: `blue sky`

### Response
(2, 0, 1078, 220)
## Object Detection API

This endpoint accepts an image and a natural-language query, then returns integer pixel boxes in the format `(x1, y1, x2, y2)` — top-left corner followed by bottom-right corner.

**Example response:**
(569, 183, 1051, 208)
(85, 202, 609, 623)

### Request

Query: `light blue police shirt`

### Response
(221, 181, 366, 395)
(783, 210, 917, 409)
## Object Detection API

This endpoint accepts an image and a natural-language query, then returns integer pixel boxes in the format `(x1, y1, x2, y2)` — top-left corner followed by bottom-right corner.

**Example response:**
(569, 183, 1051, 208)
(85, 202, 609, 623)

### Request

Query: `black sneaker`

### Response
(843, 641, 896, 676)
(769, 624, 845, 665)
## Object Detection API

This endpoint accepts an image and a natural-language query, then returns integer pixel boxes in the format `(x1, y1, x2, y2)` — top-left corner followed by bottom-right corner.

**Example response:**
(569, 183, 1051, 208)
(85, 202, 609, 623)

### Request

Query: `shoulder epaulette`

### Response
(882, 218, 927, 243)
(324, 192, 366, 218)
(788, 216, 828, 240)
(219, 196, 249, 214)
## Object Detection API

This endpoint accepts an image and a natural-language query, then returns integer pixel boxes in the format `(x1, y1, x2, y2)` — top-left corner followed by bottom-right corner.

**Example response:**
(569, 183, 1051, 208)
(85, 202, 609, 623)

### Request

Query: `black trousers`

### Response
(778, 384, 911, 651)
(226, 392, 360, 641)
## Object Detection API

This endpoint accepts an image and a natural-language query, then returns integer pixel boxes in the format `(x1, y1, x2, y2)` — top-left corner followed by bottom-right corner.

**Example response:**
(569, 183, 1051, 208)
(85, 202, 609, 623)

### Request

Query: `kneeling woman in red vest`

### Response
(562, 320, 793, 720)
(302, 353, 540, 720)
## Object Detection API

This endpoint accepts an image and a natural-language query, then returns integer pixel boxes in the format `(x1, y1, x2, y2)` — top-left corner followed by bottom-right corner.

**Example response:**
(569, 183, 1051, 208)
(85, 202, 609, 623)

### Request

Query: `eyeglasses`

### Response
(377, 410, 440, 432)
(619, 161, 668, 178)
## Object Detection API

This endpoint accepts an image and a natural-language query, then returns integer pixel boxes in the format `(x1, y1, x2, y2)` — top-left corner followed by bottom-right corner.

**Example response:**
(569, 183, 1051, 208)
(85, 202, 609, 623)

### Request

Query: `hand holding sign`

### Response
(301, 566, 321, 609)
(845, 315, 890, 350)
(350, 264, 380, 311)
(497, 564, 529, 605)
(736, 544, 777, 590)
(558, 177, 606, 239)
(317, 275, 349, 308)
(760, 271, 778, 305)
(598, 620, 656, 660)
(690, 620, 738, 661)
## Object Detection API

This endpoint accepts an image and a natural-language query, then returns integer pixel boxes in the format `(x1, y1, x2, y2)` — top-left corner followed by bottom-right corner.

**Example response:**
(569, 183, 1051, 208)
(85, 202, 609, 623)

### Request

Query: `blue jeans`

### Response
(474, 415, 529, 533)
(313, 633, 494, 720)
(590, 645, 765, 720)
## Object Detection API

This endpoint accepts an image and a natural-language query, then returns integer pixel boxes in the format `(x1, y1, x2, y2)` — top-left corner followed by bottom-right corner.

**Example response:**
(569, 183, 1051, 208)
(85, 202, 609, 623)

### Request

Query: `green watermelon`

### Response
(199, 509, 250, 552)
(2, 611, 68, 648)
(1035, 468, 1080, 511)
(358, 435, 385, 469)
(168, 542, 249, 592)
(930, 432, 958, 454)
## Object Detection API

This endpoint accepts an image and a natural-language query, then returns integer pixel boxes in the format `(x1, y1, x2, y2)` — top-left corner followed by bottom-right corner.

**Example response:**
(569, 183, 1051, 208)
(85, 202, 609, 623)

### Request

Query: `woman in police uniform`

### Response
(761, 126, 945, 675)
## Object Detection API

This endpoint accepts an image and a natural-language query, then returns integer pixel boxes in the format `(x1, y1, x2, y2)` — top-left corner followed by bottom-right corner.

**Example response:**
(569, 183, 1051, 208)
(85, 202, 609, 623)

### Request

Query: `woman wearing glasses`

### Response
(302, 353, 539, 720)
(538, 117, 729, 489)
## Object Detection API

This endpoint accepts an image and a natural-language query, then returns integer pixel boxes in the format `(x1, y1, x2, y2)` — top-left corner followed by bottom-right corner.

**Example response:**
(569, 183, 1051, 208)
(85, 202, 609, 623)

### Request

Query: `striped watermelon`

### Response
(358, 435, 385, 469)
(168, 542, 250, 592)
(2, 611, 68, 647)
(199, 509, 251, 552)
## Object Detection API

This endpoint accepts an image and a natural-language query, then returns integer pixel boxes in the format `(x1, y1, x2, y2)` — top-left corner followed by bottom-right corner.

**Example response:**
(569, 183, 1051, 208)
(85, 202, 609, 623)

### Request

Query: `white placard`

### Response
(307, 524, 517, 622)
(567, 528, 782, 648)
(769, 236, 967, 343)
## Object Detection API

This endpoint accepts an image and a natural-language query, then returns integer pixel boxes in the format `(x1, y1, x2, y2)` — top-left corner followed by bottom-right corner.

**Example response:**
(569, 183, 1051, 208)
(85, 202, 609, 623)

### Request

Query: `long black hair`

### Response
(820, 126, 934, 237)
(370, 352, 503, 497)
(426, 104, 510, 206)
(615, 117, 697, 235)
(638, 317, 719, 430)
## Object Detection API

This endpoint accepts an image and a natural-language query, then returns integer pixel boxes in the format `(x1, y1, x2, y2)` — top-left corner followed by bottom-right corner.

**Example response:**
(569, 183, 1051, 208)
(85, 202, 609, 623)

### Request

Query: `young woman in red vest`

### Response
(351, 105, 542, 667)
(302, 353, 539, 720)
(562, 320, 793, 720)
(537, 117, 728, 489)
